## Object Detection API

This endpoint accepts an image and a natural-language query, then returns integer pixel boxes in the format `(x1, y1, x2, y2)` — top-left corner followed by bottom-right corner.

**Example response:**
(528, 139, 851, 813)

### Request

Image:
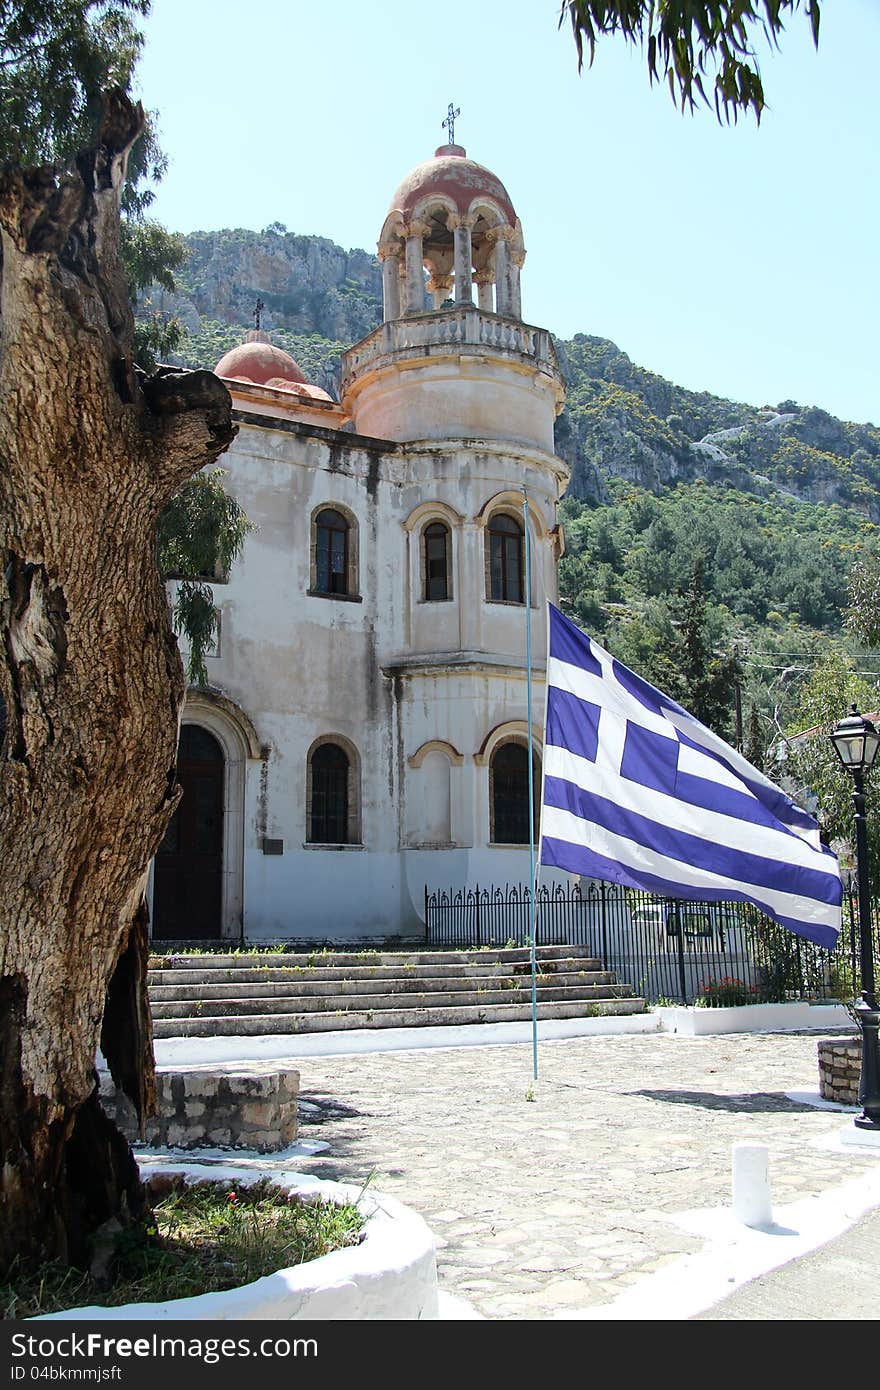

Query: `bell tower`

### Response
(341, 142, 565, 453)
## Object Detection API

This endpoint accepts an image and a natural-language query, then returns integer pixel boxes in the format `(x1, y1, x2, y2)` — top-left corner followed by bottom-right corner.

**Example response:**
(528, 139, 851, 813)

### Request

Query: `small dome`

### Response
(215, 340, 307, 388)
(388, 144, 516, 226)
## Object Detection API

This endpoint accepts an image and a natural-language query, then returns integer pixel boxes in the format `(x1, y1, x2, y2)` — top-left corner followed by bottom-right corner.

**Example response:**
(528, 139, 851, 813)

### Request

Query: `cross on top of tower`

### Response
(253, 297, 265, 331)
(441, 102, 460, 145)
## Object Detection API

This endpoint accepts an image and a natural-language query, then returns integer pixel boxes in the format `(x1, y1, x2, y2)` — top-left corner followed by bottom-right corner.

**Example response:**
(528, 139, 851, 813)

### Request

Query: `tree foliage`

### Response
(559, 477, 870, 639)
(121, 218, 187, 368)
(784, 652, 880, 891)
(0, 1, 166, 221)
(846, 552, 880, 648)
(608, 556, 740, 736)
(0, 0, 148, 161)
(157, 470, 254, 684)
(559, 0, 821, 121)
(676, 554, 741, 732)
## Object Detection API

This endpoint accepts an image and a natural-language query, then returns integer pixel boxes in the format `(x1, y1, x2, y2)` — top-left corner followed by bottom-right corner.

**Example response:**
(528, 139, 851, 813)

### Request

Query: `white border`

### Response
(35, 1167, 438, 1322)
(654, 1000, 852, 1036)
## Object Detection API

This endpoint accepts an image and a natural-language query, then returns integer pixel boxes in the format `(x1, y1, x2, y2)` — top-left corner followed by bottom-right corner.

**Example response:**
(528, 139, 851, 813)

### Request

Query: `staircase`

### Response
(148, 945, 648, 1038)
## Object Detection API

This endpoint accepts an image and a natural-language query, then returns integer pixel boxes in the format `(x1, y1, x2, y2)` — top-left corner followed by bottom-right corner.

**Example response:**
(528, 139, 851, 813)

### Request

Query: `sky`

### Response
(136, 0, 879, 425)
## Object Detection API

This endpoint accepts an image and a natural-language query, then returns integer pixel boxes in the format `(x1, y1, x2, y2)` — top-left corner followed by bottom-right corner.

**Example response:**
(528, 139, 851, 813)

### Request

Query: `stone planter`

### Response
(36, 1167, 439, 1321)
(100, 1063, 299, 1153)
(817, 1035, 861, 1105)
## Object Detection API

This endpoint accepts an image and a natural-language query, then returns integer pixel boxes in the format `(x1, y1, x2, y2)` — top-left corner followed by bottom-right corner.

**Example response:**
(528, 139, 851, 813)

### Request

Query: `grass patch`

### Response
(148, 940, 415, 962)
(1, 1178, 364, 1319)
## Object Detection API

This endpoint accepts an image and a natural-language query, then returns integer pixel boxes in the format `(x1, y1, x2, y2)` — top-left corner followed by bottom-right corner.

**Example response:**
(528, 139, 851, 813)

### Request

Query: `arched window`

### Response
(490, 741, 539, 845)
(423, 521, 450, 601)
(308, 742, 350, 843)
(307, 739, 363, 845)
(314, 508, 350, 596)
(487, 513, 524, 603)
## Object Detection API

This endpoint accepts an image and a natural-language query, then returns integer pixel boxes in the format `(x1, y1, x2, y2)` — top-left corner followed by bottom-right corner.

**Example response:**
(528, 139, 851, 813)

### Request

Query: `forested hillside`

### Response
(550, 336, 880, 755)
(144, 226, 880, 754)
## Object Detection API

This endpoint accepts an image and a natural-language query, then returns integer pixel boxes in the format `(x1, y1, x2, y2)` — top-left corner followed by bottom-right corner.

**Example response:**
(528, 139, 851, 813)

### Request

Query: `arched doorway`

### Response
(152, 724, 224, 940)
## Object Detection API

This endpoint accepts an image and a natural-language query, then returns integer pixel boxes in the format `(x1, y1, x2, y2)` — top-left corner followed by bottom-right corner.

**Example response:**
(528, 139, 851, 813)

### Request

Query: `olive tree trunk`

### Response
(0, 92, 236, 1273)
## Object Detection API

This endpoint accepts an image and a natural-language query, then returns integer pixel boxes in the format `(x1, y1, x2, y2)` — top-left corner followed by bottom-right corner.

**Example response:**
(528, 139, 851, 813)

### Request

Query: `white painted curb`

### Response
(655, 1000, 852, 1036)
(36, 1165, 439, 1321)
(154, 1011, 661, 1066)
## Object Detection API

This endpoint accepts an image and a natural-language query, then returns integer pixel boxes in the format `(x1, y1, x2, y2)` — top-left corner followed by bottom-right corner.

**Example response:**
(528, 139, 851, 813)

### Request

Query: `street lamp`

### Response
(829, 705, 880, 1131)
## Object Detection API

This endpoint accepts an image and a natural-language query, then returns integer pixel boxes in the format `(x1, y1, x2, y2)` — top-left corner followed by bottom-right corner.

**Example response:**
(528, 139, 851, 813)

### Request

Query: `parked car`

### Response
(630, 901, 740, 944)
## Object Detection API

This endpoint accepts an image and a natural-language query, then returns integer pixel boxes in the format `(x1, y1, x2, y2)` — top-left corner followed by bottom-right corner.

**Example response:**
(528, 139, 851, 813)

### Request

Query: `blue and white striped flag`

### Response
(540, 604, 842, 949)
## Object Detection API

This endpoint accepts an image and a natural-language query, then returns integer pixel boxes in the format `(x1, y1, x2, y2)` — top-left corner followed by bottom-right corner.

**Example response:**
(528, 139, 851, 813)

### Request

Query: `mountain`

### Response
(143, 224, 383, 396)
(555, 335, 880, 519)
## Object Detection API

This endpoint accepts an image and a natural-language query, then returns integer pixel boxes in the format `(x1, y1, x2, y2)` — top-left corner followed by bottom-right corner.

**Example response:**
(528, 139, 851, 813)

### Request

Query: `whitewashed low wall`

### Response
(655, 1000, 852, 1036)
(37, 1167, 438, 1322)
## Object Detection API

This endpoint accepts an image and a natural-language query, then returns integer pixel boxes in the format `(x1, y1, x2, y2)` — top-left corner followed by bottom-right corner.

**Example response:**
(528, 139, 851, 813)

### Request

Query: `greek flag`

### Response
(540, 604, 841, 949)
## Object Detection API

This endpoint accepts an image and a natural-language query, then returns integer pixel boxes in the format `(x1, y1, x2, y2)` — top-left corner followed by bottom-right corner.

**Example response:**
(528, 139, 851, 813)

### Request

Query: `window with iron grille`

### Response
(423, 521, 450, 601)
(315, 508, 349, 595)
(488, 513, 523, 603)
(309, 742, 349, 843)
(490, 741, 539, 844)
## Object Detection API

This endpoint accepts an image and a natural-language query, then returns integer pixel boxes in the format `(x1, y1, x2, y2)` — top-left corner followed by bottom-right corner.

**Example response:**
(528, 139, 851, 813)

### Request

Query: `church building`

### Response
(150, 136, 570, 944)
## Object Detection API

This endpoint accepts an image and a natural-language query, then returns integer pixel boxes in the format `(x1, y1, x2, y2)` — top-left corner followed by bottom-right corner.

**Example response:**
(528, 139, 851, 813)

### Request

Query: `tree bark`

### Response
(0, 91, 236, 1272)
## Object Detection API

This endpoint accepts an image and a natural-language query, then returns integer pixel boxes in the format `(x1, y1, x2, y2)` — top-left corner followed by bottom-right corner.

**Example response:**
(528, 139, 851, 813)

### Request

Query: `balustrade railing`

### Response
(341, 307, 557, 385)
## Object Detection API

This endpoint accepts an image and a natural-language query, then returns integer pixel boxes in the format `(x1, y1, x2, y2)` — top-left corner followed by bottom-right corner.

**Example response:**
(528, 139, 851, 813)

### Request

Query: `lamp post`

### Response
(829, 705, 880, 1131)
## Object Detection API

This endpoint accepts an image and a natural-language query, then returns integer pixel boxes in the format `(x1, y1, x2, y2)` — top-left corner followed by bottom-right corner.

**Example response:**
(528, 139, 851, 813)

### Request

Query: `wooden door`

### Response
(152, 725, 224, 940)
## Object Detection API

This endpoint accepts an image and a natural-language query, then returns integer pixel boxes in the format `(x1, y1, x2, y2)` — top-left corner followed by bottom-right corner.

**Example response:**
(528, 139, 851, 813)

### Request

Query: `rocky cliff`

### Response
(556, 335, 880, 519)
(145, 225, 383, 395)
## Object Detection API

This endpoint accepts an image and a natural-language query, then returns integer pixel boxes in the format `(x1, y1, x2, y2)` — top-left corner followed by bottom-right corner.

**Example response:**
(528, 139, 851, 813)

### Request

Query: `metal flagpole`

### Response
(522, 488, 538, 1082)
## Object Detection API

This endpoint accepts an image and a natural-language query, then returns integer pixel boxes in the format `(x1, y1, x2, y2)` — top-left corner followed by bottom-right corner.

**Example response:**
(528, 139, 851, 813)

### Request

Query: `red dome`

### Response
(215, 341, 307, 387)
(264, 378, 332, 401)
(388, 145, 516, 226)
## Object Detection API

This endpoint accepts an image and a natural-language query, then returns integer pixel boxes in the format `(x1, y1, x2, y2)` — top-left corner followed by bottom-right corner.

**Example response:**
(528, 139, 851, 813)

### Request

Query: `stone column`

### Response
(427, 274, 454, 310)
(509, 248, 525, 320)
(402, 221, 429, 315)
(474, 269, 494, 313)
(448, 214, 475, 305)
(489, 227, 515, 316)
(379, 244, 402, 321)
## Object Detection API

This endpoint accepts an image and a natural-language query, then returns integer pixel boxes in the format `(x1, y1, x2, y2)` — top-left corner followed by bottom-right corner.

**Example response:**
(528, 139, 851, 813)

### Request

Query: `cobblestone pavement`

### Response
(286, 1031, 878, 1320)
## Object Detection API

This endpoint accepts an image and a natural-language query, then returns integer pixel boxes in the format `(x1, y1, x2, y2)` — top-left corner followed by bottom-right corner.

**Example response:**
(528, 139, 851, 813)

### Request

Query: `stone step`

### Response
(147, 955, 604, 987)
(147, 945, 601, 974)
(151, 995, 648, 1038)
(150, 981, 634, 1019)
(149, 968, 618, 1002)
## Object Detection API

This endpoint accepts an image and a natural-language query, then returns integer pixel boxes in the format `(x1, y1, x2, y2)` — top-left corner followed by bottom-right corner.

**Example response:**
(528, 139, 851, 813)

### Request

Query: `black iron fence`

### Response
(424, 880, 878, 1007)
